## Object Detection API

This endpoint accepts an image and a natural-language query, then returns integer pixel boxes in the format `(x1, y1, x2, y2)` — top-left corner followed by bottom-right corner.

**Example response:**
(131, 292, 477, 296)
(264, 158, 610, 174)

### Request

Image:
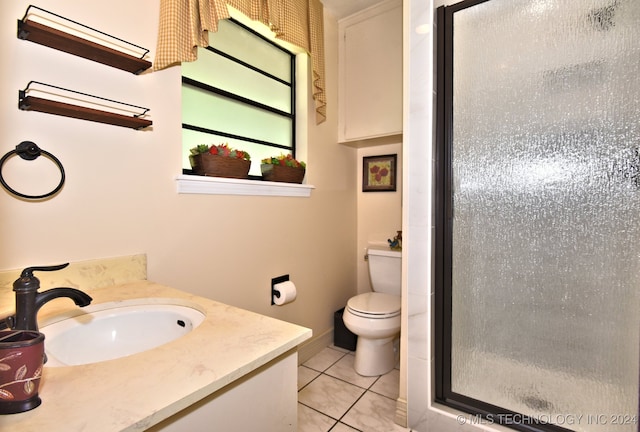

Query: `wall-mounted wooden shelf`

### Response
(17, 6, 151, 74)
(19, 96, 152, 130)
(19, 81, 152, 130)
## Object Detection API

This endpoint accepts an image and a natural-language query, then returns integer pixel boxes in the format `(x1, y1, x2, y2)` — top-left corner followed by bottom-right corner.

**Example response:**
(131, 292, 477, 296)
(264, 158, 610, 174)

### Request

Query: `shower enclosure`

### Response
(435, 1, 640, 431)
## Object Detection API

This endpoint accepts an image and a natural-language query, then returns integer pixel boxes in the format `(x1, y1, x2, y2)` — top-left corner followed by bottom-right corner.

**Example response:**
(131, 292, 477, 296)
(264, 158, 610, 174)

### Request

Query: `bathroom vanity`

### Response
(0, 281, 311, 431)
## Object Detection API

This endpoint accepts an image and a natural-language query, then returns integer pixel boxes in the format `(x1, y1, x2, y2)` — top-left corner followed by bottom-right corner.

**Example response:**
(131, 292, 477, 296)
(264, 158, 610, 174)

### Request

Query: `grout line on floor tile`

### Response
(297, 377, 318, 392)
(366, 375, 382, 390)
(334, 388, 369, 429)
(366, 387, 398, 401)
(298, 401, 338, 420)
(298, 401, 341, 426)
(329, 422, 363, 432)
(299, 345, 408, 432)
(299, 366, 382, 393)
(328, 372, 381, 391)
(324, 352, 349, 372)
(303, 347, 350, 373)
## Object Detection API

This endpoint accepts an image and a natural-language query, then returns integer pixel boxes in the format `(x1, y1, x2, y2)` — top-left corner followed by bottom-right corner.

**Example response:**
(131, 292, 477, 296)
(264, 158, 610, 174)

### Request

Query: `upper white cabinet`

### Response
(338, 0, 402, 145)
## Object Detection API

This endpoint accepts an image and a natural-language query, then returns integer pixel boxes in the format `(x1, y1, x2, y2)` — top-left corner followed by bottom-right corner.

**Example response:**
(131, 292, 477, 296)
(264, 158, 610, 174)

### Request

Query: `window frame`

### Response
(176, 14, 313, 197)
(181, 17, 297, 180)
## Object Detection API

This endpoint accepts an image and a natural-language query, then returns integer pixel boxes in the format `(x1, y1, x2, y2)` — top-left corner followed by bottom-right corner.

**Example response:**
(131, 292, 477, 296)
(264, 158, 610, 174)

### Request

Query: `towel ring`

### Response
(0, 141, 65, 199)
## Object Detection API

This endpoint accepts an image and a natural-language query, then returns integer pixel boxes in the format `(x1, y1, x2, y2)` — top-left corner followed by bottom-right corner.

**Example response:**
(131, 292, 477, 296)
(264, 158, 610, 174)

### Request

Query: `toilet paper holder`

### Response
(271, 274, 289, 305)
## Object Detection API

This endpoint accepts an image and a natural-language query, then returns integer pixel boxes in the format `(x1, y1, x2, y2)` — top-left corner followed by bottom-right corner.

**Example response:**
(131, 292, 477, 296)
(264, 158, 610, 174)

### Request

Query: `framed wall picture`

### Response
(362, 154, 397, 192)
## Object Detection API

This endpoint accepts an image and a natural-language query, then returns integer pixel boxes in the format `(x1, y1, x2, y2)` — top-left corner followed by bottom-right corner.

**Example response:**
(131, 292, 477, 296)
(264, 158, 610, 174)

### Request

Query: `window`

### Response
(181, 18, 296, 178)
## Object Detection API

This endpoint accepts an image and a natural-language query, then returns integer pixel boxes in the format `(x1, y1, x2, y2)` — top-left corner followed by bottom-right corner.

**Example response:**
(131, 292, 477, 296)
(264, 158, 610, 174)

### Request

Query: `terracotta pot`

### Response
(0, 330, 45, 414)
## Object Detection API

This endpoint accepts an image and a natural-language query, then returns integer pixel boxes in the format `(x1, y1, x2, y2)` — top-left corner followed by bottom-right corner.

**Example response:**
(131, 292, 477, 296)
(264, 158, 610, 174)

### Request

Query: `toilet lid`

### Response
(347, 293, 401, 318)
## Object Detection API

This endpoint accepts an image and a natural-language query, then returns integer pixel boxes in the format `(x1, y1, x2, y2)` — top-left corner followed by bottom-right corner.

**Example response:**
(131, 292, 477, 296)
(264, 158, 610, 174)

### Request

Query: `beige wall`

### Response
(0, 0, 336, 346)
(356, 143, 403, 294)
(0, 1, 402, 353)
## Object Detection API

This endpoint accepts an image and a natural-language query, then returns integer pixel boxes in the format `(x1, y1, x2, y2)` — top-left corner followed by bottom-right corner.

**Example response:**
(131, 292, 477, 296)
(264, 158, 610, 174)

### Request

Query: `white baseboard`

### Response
(297, 327, 334, 365)
(395, 397, 408, 427)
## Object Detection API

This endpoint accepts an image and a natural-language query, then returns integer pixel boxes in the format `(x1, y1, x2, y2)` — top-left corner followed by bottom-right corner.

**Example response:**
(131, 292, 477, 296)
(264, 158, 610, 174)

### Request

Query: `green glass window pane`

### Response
(182, 86, 292, 147)
(210, 19, 290, 83)
(182, 48, 291, 113)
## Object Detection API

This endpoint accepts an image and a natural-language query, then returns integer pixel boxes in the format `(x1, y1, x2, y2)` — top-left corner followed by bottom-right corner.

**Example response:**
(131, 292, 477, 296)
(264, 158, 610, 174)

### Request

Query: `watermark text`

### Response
(455, 413, 638, 427)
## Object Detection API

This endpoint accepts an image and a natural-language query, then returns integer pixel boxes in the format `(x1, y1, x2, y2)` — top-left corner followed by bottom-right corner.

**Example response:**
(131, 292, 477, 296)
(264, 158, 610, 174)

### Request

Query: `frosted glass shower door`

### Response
(444, 0, 640, 431)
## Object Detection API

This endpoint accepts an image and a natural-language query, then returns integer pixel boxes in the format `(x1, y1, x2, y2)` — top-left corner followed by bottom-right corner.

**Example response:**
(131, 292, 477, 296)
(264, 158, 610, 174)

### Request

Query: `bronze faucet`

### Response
(3, 263, 92, 331)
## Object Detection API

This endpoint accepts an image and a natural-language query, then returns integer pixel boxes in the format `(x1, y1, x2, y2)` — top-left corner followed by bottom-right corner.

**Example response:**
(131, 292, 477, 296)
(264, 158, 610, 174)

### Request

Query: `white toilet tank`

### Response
(367, 247, 402, 295)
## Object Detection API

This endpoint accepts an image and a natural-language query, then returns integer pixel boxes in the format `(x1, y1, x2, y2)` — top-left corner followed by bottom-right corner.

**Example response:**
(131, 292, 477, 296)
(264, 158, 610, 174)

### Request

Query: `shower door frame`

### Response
(434, 1, 572, 431)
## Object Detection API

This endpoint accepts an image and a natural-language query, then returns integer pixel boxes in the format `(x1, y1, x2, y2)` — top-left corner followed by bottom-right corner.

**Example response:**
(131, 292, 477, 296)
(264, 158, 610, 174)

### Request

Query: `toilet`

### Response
(343, 247, 401, 376)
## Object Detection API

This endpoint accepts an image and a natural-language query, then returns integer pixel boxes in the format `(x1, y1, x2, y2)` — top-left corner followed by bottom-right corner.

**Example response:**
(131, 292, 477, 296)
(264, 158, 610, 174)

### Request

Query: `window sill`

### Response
(176, 174, 315, 197)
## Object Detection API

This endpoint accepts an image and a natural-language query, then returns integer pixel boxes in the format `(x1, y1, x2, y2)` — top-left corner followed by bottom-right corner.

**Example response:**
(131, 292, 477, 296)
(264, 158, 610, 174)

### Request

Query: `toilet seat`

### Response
(346, 293, 400, 319)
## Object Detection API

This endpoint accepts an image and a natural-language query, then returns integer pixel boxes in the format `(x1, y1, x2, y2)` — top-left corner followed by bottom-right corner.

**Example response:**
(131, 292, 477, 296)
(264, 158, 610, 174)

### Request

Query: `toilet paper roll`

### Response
(273, 280, 297, 305)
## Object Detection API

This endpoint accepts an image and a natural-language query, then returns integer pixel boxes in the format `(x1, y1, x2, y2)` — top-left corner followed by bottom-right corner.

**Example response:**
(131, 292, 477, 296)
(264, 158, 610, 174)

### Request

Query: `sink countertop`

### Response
(0, 281, 312, 431)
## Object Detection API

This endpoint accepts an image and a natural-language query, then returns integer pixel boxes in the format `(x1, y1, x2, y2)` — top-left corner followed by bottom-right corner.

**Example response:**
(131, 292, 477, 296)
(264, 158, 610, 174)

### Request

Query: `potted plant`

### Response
(190, 143, 251, 179)
(261, 154, 306, 183)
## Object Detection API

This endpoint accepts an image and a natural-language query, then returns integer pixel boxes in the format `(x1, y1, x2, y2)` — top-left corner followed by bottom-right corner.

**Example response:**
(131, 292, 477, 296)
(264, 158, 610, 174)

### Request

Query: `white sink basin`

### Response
(40, 299, 206, 367)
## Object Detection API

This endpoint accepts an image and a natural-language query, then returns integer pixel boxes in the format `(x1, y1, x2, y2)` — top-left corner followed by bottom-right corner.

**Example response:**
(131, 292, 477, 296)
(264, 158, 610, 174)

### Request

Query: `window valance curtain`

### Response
(154, 0, 326, 123)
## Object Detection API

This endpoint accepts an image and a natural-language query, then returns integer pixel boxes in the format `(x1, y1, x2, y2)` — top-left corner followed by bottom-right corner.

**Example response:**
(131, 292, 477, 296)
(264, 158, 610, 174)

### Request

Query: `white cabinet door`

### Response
(149, 351, 298, 432)
(339, 0, 402, 144)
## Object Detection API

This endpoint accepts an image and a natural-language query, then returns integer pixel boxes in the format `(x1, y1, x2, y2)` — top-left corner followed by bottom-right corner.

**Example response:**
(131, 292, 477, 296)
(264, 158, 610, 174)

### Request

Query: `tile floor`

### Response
(298, 345, 412, 432)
